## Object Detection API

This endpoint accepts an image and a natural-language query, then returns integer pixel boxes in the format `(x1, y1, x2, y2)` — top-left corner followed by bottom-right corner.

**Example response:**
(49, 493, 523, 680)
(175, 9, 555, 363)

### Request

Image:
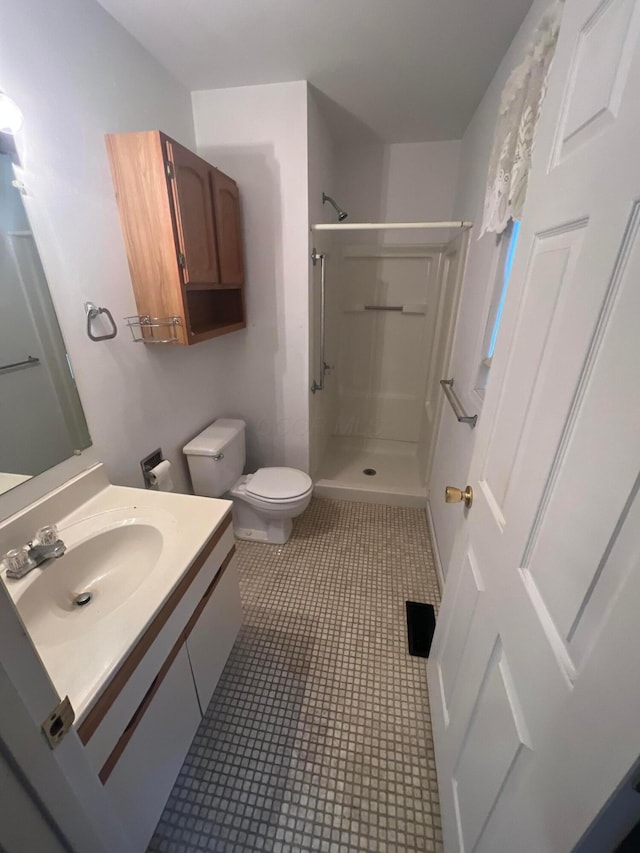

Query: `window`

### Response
(475, 219, 520, 396)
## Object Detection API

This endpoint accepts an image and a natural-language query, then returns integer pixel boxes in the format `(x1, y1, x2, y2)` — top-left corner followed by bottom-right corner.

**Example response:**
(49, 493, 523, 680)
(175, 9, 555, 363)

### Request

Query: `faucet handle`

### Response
(2, 546, 36, 578)
(33, 525, 59, 546)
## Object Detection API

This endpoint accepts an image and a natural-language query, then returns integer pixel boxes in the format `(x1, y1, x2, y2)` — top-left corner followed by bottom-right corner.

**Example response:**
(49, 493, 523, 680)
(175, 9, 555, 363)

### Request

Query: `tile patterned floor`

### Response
(148, 498, 443, 853)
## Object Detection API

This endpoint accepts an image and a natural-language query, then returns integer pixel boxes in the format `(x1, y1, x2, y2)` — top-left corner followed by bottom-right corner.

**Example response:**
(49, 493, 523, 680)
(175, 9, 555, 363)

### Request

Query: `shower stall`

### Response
(309, 219, 469, 506)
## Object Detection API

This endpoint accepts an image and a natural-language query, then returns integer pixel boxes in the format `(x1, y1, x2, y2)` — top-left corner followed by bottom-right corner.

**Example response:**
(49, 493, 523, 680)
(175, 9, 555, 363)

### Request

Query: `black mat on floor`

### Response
(406, 601, 436, 658)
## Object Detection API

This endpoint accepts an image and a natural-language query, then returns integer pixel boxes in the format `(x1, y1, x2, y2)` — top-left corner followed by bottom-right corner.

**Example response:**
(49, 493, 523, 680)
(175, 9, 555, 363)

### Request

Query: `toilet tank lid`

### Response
(183, 419, 246, 457)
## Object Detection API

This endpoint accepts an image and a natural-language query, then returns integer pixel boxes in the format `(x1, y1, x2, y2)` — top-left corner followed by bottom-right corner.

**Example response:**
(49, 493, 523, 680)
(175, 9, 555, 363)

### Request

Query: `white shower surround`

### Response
(309, 138, 463, 498)
(334, 244, 445, 443)
(313, 227, 467, 506)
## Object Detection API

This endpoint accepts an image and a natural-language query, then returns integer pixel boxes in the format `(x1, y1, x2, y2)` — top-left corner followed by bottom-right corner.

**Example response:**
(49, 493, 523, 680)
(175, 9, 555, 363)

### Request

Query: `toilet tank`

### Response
(183, 419, 246, 497)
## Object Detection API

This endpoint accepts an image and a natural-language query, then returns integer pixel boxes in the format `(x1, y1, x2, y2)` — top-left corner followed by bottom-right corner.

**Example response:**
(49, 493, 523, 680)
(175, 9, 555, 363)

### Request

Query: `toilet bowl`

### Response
(183, 419, 312, 544)
(230, 468, 312, 543)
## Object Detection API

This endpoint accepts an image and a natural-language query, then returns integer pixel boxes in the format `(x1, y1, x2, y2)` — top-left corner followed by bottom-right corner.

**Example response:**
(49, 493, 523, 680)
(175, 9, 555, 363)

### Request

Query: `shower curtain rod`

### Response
(311, 220, 473, 232)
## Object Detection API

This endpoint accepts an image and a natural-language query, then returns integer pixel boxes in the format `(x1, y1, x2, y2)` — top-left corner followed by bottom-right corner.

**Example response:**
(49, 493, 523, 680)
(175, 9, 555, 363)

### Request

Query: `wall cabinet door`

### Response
(186, 559, 243, 713)
(212, 168, 244, 286)
(165, 138, 220, 286)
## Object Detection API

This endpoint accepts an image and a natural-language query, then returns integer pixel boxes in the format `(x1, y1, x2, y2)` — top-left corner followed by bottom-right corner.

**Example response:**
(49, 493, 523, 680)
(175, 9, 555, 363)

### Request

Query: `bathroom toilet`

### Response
(183, 419, 312, 544)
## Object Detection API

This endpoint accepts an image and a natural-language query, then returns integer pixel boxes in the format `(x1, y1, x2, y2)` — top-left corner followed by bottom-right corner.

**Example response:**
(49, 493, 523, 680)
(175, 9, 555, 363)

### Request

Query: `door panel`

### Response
(428, 1, 640, 850)
(525, 204, 640, 646)
(482, 222, 586, 510)
(452, 639, 531, 853)
(437, 547, 484, 719)
(555, 0, 640, 162)
(166, 139, 220, 285)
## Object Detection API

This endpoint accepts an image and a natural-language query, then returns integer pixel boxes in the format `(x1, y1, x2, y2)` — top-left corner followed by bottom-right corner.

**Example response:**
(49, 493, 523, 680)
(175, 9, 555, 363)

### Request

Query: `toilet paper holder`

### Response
(141, 448, 163, 489)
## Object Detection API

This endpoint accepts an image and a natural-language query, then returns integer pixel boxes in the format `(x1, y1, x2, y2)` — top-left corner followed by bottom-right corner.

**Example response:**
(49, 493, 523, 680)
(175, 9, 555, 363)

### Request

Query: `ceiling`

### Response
(97, 0, 532, 143)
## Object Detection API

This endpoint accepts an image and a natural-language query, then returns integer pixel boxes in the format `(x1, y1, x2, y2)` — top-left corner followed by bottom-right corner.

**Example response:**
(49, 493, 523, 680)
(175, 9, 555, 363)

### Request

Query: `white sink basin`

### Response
(12, 506, 178, 650)
(17, 524, 164, 647)
(0, 465, 232, 720)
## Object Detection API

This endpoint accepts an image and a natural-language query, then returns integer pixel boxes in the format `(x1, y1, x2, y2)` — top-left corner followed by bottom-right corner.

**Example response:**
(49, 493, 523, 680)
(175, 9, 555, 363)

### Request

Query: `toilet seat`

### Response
(245, 467, 312, 502)
(229, 474, 313, 535)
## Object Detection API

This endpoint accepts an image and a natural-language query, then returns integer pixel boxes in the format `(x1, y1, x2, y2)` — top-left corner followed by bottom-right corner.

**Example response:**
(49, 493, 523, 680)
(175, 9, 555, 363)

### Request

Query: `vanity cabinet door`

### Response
(165, 138, 220, 287)
(104, 644, 201, 853)
(211, 168, 244, 287)
(186, 557, 243, 713)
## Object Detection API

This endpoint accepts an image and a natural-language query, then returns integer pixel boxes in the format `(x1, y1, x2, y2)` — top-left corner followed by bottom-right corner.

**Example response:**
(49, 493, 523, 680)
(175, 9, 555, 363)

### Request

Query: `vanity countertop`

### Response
(1, 464, 232, 721)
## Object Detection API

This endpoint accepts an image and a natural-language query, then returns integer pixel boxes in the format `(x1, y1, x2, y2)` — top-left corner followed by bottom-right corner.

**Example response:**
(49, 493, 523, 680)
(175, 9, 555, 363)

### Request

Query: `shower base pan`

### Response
(314, 437, 426, 508)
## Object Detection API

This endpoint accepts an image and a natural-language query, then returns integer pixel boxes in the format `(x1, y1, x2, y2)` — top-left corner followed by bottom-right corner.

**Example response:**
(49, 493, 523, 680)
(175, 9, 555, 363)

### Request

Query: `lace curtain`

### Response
(480, 2, 564, 236)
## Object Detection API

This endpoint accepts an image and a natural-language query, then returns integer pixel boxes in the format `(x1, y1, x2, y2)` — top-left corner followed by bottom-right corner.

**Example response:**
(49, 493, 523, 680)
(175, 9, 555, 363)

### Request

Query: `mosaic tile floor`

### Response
(148, 498, 443, 853)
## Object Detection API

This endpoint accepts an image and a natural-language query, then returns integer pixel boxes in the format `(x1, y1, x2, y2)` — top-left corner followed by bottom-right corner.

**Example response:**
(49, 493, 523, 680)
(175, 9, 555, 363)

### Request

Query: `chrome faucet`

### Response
(2, 525, 66, 579)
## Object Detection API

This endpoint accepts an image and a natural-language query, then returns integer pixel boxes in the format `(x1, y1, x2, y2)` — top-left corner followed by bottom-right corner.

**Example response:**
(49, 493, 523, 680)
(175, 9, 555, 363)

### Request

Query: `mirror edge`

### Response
(0, 449, 101, 524)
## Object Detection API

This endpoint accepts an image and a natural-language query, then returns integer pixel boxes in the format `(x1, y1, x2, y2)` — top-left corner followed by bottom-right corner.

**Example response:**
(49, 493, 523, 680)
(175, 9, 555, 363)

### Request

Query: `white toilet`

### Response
(183, 419, 313, 544)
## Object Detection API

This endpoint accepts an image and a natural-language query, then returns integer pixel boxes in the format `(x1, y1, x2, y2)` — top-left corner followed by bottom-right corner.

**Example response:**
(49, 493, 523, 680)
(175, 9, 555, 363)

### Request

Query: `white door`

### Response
(428, 1, 640, 851)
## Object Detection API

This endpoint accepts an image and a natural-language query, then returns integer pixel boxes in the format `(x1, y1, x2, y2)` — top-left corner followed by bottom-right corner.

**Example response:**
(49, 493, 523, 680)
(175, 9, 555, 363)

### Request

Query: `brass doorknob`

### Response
(445, 485, 473, 509)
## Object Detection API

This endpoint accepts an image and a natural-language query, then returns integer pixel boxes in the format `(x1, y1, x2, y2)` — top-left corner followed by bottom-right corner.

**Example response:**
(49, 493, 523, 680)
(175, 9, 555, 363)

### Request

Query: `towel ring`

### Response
(85, 302, 117, 341)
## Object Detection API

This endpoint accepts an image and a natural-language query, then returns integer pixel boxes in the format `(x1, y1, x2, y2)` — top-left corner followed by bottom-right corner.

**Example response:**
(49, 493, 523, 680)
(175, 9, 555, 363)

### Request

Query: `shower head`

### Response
(322, 192, 348, 222)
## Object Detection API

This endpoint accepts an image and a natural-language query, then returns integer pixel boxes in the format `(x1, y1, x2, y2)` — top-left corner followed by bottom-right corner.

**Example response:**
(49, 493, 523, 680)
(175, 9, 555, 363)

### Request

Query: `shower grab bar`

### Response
(311, 248, 329, 394)
(312, 220, 473, 231)
(344, 303, 426, 315)
(0, 355, 40, 373)
(440, 378, 478, 427)
(364, 305, 404, 311)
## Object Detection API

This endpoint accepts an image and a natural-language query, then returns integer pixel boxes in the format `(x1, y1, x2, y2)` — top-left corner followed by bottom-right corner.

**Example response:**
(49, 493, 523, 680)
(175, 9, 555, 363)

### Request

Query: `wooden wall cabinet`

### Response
(105, 130, 246, 345)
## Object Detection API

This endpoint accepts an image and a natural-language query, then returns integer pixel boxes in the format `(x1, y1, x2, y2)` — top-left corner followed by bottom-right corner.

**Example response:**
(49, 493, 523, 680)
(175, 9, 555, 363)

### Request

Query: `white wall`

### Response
(192, 81, 310, 473)
(336, 140, 462, 236)
(383, 142, 463, 225)
(428, 0, 554, 574)
(0, 0, 244, 494)
(0, 1, 313, 495)
(191, 82, 309, 473)
(307, 89, 338, 477)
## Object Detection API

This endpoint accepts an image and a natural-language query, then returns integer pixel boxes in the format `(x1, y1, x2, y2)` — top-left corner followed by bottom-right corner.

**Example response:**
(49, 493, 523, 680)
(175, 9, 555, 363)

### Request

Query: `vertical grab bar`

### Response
(311, 248, 328, 393)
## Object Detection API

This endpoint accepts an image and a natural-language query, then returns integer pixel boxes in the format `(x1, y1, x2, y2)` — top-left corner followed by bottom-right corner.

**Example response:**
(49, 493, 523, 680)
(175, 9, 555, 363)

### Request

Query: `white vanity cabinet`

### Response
(77, 512, 242, 853)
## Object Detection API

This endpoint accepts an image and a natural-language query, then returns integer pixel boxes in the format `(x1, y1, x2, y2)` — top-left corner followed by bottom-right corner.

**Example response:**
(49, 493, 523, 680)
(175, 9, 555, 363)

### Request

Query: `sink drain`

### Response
(363, 468, 377, 476)
(73, 592, 93, 607)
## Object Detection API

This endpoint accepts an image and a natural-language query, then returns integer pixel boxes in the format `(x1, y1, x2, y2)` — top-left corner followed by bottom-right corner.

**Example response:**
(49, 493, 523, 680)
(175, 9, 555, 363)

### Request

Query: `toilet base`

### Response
(232, 502, 293, 545)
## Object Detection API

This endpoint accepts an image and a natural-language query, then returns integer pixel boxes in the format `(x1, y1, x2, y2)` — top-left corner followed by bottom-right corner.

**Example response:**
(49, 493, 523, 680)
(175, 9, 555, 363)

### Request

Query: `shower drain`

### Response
(363, 468, 377, 476)
(73, 592, 93, 607)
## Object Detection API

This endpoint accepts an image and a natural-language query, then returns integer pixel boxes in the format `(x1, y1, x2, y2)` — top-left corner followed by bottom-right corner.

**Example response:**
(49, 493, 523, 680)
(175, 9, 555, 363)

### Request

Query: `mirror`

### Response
(0, 139, 90, 496)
